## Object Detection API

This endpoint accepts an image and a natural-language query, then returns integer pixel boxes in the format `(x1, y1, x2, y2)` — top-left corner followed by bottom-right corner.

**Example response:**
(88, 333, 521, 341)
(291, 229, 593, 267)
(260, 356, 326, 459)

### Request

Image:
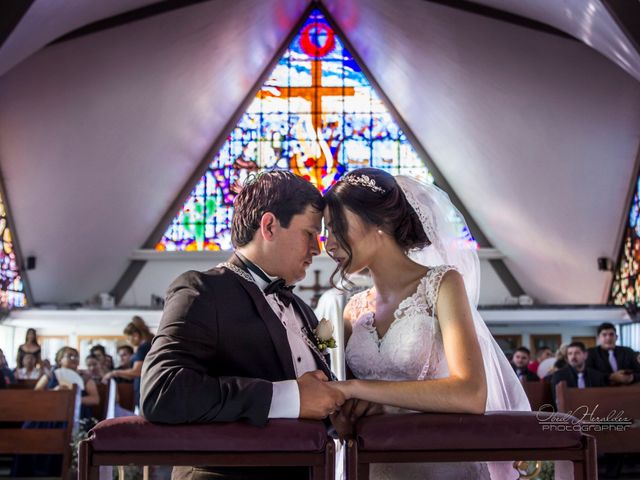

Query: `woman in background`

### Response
(81, 353, 104, 384)
(16, 328, 41, 369)
(102, 316, 153, 408)
(14, 352, 41, 380)
(35, 346, 100, 416)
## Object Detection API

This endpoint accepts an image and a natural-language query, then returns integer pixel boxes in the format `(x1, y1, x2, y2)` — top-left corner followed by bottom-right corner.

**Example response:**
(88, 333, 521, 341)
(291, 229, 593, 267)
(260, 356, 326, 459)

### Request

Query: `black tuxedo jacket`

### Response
(140, 255, 331, 426)
(551, 366, 608, 389)
(512, 365, 539, 382)
(585, 346, 640, 383)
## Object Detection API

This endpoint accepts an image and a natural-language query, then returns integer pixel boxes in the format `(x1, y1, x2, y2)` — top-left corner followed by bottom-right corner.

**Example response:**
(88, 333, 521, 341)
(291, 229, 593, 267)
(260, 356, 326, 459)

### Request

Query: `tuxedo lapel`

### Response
(227, 255, 296, 379)
(291, 297, 335, 380)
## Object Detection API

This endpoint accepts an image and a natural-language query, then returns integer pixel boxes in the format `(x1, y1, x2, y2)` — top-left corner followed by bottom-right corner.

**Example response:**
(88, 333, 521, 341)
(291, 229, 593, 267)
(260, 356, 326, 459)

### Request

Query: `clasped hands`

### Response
(609, 369, 634, 385)
(297, 370, 382, 439)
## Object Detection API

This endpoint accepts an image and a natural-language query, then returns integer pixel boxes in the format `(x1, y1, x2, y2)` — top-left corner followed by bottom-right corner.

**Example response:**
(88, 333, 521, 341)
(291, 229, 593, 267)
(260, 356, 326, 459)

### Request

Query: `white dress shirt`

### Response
(247, 268, 317, 418)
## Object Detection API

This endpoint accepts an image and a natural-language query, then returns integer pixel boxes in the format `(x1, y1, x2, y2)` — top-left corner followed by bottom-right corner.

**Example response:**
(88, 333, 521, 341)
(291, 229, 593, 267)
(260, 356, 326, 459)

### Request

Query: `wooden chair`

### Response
(0, 385, 77, 479)
(116, 381, 135, 411)
(522, 380, 553, 411)
(79, 416, 335, 480)
(556, 381, 640, 454)
(348, 412, 597, 480)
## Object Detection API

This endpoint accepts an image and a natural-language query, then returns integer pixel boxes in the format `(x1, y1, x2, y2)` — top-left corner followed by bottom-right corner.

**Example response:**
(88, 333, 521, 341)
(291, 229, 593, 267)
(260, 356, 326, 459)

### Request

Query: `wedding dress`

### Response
(345, 265, 495, 479)
(342, 175, 531, 479)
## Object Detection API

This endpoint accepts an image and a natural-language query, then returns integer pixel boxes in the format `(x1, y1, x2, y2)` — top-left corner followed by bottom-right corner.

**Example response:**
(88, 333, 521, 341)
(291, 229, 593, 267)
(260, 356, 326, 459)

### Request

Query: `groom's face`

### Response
(269, 205, 322, 284)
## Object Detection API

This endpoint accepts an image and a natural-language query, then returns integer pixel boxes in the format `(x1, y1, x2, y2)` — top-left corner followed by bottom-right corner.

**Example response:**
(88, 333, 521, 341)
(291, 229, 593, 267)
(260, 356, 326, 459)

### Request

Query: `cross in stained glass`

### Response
(156, 7, 436, 251)
(258, 23, 355, 135)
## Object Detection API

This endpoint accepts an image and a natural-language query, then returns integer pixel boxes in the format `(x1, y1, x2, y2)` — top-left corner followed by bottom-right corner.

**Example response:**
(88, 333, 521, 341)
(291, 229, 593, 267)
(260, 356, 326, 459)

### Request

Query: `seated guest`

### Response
(114, 345, 134, 384)
(0, 348, 16, 385)
(528, 346, 552, 375)
(551, 342, 608, 395)
(14, 352, 42, 380)
(40, 358, 53, 380)
(90, 344, 114, 372)
(35, 347, 100, 415)
(511, 347, 540, 381)
(586, 322, 640, 385)
(81, 353, 104, 383)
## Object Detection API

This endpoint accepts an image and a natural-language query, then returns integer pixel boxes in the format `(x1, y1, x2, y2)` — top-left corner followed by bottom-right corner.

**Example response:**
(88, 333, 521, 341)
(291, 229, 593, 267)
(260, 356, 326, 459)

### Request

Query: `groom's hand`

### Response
(297, 370, 345, 419)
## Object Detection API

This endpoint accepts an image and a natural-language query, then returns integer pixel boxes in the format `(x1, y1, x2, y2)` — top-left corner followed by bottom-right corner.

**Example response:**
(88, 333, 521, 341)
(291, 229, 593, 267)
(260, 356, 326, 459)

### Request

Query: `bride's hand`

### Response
(341, 397, 383, 422)
(329, 397, 384, 441)
(329, 408, 354, 440)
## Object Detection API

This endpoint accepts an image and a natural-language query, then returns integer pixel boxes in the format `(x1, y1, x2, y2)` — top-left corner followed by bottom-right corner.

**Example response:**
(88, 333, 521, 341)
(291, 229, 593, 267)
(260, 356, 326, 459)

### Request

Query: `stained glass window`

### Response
(0, 192, 27, 309)
(611, 175, 640, 308)
(157, 9, 438, 251)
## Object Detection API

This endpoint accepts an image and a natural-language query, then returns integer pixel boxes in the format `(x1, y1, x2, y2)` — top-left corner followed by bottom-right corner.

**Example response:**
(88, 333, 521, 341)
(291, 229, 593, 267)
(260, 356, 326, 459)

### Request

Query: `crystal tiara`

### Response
(342, 174, 386, 194)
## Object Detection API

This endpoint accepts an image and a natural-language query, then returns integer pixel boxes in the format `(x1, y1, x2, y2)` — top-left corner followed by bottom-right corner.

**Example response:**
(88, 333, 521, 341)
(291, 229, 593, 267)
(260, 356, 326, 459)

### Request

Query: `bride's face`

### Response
(324, 206, 380, 274)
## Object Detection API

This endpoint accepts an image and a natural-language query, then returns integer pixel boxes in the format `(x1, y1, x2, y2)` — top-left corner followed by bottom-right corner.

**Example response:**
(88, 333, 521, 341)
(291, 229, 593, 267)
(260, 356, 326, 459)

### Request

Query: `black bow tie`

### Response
(234, 252, 295, 306)
(264, 278, 295, 307)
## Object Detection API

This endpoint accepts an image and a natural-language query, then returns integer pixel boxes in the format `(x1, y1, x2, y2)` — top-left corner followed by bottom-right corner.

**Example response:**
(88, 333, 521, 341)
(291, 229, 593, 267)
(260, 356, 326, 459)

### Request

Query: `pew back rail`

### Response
(348, 412, 596, 480)
(556, 381, 640, 454)
(79, 416, 335, 480)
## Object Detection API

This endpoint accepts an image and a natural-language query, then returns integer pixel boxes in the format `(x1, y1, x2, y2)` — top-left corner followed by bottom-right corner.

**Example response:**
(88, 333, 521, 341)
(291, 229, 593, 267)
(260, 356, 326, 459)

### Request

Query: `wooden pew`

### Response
(348, 412, 596, 480)
(522, 380, 553, 411)
(92, 381, 111, 421)
(0, 385, 77, 479)
(79, 416, 335, 480)
(556, 381, 640, 453)
(116, 381, 135, 412)
(8, 379, 39, 390)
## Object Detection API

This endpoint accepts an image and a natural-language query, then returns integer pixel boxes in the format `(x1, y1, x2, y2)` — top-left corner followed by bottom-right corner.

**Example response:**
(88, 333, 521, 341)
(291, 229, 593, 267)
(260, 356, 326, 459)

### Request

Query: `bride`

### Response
(323, 168, 530, 480)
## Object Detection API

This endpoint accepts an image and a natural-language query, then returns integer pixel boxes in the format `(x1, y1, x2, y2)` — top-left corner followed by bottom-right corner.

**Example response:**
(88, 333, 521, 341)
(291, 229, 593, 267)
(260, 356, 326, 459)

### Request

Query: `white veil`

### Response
(395, 175, 530, 413)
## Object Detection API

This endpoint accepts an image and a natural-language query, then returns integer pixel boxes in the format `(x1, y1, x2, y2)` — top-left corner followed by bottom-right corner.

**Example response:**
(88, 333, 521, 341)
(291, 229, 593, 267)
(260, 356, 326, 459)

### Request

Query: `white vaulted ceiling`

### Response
(0, 0, 639, 305)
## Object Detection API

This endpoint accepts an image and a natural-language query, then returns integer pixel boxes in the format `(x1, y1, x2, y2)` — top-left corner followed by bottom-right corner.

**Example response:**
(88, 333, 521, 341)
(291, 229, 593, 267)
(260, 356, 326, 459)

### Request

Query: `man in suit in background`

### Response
(511, 347, 540, 381)
(141, 171, 344, 480)
(586, 322, 640, 385)
(551, 342, 608, 402)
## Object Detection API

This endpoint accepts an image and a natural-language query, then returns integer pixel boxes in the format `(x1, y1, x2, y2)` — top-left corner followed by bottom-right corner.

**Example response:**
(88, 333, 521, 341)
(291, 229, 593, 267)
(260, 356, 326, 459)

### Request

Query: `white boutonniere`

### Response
(314, 318, 337, 352)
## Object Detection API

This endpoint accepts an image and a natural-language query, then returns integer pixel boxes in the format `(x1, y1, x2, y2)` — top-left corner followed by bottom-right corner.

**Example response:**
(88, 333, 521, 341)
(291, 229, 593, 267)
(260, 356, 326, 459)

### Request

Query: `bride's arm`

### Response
(335, 270, 487, 414)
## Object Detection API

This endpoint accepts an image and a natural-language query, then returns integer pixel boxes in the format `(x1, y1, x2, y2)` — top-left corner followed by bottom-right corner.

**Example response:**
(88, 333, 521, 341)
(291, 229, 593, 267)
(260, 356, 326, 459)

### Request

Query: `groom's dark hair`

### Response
(231, 170, 323, 247)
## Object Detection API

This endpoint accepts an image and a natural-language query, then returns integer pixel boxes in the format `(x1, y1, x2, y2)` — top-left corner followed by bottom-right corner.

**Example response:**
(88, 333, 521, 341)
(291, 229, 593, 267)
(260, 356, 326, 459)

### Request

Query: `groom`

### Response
(140, 171, 344, 480)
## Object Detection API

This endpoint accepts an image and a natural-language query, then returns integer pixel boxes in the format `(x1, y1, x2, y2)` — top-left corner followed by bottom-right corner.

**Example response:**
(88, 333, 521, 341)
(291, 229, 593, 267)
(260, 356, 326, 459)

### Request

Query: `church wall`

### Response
(120, 253, 514, 308)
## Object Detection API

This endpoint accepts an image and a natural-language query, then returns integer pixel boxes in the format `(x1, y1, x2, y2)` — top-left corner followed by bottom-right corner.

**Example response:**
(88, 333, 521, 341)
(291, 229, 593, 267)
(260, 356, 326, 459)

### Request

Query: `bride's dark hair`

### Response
(324, 168, 430, 287)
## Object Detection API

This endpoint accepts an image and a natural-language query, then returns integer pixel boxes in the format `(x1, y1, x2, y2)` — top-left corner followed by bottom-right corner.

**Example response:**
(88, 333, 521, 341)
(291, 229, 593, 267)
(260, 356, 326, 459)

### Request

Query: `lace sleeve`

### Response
(425, 265, 459, 318)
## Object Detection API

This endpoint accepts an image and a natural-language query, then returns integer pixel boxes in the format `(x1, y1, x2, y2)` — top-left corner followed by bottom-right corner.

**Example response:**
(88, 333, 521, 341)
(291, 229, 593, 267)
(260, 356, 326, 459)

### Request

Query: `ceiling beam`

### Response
(600, 0, 640, 58)
(50, 0, 213, 46)
(423, 0, 576, 42)
(0, 0, 36, 49)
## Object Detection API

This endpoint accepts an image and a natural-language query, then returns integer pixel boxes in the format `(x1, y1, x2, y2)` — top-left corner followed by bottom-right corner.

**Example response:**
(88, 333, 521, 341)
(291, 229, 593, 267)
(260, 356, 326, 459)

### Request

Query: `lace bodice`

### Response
(345, 265, 455, 382)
